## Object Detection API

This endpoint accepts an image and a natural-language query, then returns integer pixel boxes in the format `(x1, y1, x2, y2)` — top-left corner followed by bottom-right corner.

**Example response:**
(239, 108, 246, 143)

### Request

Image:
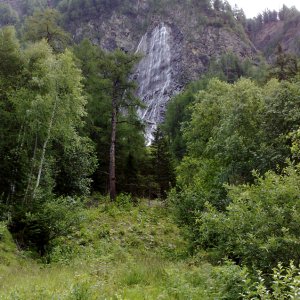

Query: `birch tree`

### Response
(11, 40, 87, 202)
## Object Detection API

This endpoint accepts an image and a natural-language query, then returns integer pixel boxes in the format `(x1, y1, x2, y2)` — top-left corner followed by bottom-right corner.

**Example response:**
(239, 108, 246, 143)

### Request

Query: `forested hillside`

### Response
(246, 5, 300, 57)
(1, 0, 300, 298)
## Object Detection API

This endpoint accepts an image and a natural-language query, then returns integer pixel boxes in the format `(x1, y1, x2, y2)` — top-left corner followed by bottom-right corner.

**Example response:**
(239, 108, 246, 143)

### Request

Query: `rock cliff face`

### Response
(67, 0, 256, 141)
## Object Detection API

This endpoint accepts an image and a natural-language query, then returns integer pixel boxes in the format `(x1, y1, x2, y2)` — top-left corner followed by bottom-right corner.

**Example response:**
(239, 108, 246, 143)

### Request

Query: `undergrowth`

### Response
(0, 197, 299, 299)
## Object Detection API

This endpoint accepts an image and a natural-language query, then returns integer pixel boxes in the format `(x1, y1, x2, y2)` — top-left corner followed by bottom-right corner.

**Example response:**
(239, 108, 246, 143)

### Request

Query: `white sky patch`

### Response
(227, 0, 300, 18)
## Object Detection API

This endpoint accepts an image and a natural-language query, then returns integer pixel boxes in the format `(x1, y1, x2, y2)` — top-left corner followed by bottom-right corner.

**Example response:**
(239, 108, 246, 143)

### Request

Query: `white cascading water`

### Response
(135, 22, 172, 145)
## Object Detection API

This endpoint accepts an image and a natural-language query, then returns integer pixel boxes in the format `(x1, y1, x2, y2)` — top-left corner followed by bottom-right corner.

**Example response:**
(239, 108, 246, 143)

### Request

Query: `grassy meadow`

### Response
(0, 198, 234, 300)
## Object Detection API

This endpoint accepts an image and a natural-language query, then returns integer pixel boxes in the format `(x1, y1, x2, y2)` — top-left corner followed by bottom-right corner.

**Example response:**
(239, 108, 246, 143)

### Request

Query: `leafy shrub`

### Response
(242, 262, 300, 299)
(196, 164, 300, 272)
(209, 260, 249, 300)
(209, 261, 300, 299)
(168, 157, 227, 229)
(115, 193, 133, 209)
(9, 196, 83, 256)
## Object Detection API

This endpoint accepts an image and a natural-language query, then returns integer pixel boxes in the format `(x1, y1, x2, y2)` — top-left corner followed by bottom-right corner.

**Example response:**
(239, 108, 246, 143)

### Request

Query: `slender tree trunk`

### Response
(32, 96, 57, 199)
(109, 95, 117, 201)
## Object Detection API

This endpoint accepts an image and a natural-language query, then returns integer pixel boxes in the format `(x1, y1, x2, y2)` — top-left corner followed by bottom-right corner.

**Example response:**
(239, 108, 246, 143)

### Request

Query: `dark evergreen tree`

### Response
(149, 128, 175, 198)
(271, 44, 298, 81)
(73, 40, 146, 200)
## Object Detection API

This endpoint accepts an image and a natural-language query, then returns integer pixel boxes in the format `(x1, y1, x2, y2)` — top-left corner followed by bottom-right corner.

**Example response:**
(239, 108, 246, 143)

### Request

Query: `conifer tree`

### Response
(271, 44, 298, 81)
(24, 8, 70, 53)
(73, 40, 142, 200)
(150, 128, 175, 198)
(101, 50, 140, 201)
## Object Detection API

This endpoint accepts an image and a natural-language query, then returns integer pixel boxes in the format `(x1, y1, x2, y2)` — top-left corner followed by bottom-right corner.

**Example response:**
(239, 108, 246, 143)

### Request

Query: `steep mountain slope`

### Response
(0, 0, 257, 141)
(249, 19, 300, 58)
(247, 7, 300, 59)
(57, 0, 256, 141)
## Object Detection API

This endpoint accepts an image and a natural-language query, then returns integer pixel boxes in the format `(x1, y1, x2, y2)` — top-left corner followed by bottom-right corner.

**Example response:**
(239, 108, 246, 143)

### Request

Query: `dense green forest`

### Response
(1, 0, 300, 298)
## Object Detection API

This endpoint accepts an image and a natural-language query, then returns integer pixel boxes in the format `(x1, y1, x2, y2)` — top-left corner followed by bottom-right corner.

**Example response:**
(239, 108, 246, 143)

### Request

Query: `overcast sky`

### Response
(227, 0, 300, 18)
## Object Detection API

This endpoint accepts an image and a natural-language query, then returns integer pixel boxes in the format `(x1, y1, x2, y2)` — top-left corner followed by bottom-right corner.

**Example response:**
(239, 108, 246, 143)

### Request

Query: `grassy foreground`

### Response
(0, 199, 243, 299)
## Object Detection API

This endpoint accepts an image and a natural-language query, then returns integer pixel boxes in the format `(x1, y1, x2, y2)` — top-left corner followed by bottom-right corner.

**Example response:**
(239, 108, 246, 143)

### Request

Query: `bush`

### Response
(9, 196, 83, 256)
(242, 262, 300, 299)
(168, 157, 228, 228)
(196, 164, 300, 272)
(115, 193, 133, 209)
(209, 260, 249, 300)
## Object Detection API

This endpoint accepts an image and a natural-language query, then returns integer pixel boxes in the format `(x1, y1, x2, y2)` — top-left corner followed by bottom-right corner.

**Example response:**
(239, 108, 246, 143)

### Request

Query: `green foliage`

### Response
(0, 3, 19, 26)
(23, 9, 70, 52)
(73, 39, 147, 197)
(54, 136, 98, 196)
(243, 262, 300, 299)
(173, 77, 300, 219)
(0, 26, 23, 79)
(279, 4, 300, 21)
(58, 0, 122, 22)
(1, 201, 300, 299)
(48, 199, 187, 263)
(163, 79, 210, 162)
(208, 52, 265, 83)
(169, 156, 227, 229)
(114, 193, 133, 209)
(290, 126, 300, 161)
(0, 26, 25, 199)
(208, 52, 242, 83)
(208, 260, 249, 299)
(270, 44, 298, 81)
(0, 31, 96, 253)
(0, 222, 19, 266)
(163, 59, 267, 165)
(10, 40, 95, 201)
(0, 201, 247, 299)
(20, 0, 48, 16)
(149, 128, 175, 198)
(197, 165, 300, 272)
(169, 77, 300, 269)
(170, 79, 265, 227)
(10, 196, 84, 256)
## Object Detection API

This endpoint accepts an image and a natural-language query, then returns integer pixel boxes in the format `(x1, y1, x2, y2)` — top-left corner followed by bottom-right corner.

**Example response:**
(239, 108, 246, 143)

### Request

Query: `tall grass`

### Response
(3, 199, 296, 299)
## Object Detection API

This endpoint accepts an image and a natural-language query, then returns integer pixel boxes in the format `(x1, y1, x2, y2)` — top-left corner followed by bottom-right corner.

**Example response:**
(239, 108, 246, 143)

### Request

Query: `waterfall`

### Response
(135, 22, 173, 145)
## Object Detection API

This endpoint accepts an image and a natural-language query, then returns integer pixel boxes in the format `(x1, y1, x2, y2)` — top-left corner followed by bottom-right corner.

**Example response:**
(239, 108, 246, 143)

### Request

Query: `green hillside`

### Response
(0, 199, 227, 299)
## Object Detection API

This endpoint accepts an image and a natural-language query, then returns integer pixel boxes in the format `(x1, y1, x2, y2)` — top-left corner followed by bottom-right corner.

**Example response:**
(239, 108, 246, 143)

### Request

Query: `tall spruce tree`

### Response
(73, 40, 143, 200)
(99, 50, 141, 201)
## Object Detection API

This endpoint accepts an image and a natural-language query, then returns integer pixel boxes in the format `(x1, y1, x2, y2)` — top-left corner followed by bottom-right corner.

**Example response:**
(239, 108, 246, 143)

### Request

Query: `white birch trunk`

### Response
(32, 95, 58, 199)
